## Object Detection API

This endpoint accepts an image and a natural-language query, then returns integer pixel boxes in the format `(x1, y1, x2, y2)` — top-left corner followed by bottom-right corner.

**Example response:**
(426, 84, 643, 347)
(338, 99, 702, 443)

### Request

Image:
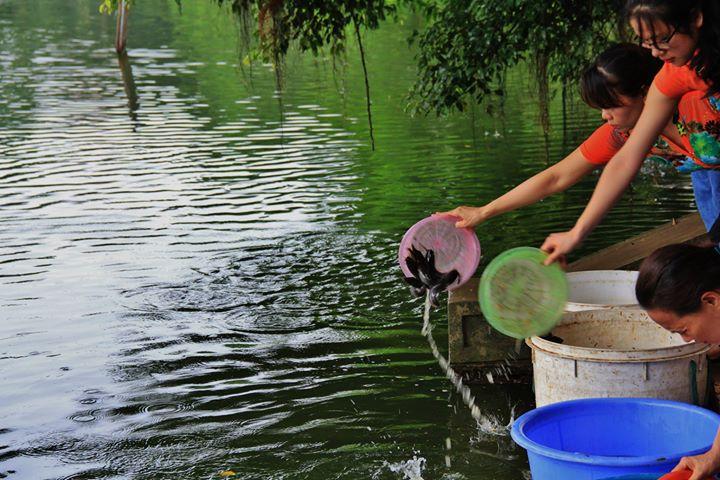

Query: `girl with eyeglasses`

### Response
(542, 0, 720, 265)
(439, 43, 695, 229)
(636, 242, 720, 479)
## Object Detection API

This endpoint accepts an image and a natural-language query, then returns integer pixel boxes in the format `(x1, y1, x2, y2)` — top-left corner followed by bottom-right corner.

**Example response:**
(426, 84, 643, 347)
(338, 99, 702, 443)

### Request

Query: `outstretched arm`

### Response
(542, 85, 679, 264)
(439, 147, 596, 228)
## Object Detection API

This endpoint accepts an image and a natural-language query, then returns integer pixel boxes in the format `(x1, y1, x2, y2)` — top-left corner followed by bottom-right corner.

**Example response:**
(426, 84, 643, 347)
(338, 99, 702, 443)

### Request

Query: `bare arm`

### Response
(440, 148, 596, 228)
(672, 426, 720, 480)
(542, 85, 679, 263)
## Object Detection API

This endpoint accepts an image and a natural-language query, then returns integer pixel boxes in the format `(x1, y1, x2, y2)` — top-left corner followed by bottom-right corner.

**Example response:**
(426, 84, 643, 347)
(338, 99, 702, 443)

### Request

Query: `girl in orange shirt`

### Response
(542, 0, 720, 264)
(440, 43, 694, 228)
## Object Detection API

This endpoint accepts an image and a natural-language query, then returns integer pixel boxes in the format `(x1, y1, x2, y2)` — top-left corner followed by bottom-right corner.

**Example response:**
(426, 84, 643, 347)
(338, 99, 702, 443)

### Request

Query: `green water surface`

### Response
(0, 1, 697, 479)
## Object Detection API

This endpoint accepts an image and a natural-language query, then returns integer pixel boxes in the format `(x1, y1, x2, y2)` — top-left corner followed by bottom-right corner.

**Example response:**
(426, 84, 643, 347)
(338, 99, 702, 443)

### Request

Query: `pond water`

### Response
(0, 1, 697, 479)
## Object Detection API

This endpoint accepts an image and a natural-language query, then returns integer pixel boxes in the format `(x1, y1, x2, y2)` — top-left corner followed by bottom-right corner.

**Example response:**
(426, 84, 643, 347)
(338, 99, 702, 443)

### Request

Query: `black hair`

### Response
(626, 0, 720, 97)
(636, 243, 720, 315)
(580, 43, 662, 109)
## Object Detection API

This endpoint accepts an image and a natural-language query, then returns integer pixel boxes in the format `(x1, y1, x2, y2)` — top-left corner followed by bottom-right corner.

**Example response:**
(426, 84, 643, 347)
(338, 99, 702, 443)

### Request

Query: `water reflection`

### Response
(117, 52, 139, 123)
(0, 0, 697, 479)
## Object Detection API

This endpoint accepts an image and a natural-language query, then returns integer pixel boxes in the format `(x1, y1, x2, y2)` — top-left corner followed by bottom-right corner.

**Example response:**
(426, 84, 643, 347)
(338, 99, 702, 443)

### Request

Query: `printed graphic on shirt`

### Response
(654, 63, 720, 171)
(645, 135, 697, 173)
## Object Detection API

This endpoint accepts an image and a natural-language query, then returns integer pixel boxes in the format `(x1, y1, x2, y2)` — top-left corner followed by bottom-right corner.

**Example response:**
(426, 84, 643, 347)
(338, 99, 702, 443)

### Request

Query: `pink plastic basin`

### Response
(398, 214, 481, 291)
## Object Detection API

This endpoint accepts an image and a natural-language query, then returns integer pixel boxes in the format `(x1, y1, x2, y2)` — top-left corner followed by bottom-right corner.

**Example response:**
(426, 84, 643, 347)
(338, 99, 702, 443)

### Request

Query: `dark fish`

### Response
(402, 245, 460, 307)
(540, 333, 564, 344)
(435, 269, 459, 292)
(409, 285, 426, 298)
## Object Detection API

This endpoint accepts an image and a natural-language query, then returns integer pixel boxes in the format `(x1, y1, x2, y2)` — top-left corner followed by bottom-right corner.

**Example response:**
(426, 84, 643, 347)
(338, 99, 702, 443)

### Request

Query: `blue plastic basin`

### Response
(602, 476, 720, 479)
(511, 398, 720, 480)
(602, 476, 660, 479)
(603, 476, 720, 479)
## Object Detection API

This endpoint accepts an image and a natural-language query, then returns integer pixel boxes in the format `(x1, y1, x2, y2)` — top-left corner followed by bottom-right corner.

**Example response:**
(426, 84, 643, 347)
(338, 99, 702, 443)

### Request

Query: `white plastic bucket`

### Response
(528, 309, 709, 407)
(566, 270, 638, 312)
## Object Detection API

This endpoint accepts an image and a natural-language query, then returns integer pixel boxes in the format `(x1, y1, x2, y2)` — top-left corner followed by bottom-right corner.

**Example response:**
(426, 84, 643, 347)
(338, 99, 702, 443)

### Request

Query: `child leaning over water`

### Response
(637, 242, 720, 480)
(543, 0, 720, 264)
(440, 42, 696, 229)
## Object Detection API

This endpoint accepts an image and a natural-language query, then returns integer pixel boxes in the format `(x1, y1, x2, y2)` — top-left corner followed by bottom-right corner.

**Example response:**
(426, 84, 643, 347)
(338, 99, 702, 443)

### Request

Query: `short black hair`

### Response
(637, 243, 720, 315)
(581, 43, 662, 109)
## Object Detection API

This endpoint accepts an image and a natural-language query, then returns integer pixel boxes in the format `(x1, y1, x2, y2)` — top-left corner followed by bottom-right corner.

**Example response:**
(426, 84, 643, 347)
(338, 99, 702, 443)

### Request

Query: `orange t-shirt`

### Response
(580, 89, 720, 172)
(580, 122, 688, 169)
(654, 61, 710, 98)
(653, 62, 720, 170)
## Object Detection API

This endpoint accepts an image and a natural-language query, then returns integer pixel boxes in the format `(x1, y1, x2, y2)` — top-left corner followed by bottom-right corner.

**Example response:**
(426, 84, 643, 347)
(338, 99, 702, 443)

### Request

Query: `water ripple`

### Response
(0, 1, 698, 479)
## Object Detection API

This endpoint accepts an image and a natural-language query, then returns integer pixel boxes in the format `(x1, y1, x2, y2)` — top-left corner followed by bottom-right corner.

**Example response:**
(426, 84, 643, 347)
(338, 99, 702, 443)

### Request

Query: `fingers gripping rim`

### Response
(479, 247, 567, 339)
(398, 214, 481, 291)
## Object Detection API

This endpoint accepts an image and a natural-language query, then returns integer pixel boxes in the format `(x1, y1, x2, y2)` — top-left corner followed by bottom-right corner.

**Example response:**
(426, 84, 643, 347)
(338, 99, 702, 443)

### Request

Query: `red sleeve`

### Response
(654, 62, 708, 98)
(579, 123, 626, 165)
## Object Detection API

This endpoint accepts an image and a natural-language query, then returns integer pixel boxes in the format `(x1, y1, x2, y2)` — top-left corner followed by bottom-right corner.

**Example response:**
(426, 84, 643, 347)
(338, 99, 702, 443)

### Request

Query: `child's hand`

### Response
(671, 447, 720, 479)
(540, 229, 584, 265)
(436, 206, 487, 228)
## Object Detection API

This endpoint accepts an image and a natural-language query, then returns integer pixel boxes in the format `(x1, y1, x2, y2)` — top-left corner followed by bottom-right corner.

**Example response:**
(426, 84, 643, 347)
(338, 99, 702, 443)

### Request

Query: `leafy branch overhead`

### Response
(214, 1, 395, 55)
(409, 0, 625, 116)
(99, 0, 132, 14)
(100, 0, 397, 149)
(213, 1, 400, 150)
(99, 0, 627, 150)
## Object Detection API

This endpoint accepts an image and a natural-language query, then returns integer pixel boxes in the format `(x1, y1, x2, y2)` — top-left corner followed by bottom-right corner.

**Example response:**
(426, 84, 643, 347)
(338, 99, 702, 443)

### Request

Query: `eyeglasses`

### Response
(637, 27, 677, 50)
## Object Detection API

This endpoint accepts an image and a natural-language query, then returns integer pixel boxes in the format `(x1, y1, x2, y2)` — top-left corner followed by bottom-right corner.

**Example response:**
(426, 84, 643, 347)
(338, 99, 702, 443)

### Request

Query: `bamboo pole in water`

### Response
(115, 0, 129, 54)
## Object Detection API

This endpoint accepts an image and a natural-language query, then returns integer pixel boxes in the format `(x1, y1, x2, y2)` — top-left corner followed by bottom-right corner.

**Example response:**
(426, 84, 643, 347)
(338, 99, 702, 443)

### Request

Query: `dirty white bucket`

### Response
(566, 270, 638, 312)
(528, 309, 709, 407)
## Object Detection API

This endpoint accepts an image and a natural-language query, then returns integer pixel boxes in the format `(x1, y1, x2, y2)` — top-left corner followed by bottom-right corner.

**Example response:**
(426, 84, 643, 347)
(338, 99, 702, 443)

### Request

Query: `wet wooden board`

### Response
(567, 213, 708, 272)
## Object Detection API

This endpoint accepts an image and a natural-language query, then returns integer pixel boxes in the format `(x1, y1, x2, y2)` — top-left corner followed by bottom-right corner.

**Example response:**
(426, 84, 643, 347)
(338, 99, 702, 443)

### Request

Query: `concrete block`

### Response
(448, 277, 531, 384)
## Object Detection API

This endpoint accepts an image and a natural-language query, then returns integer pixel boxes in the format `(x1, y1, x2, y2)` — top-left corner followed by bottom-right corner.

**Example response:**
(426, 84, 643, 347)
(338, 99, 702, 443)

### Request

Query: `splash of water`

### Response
(421, 293, 512, 437)
(385, 455, 427, 480)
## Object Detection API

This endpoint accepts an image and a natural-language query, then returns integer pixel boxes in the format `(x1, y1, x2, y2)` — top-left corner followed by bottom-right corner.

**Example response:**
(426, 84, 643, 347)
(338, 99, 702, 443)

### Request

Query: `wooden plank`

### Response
(568, 212, 707, 272)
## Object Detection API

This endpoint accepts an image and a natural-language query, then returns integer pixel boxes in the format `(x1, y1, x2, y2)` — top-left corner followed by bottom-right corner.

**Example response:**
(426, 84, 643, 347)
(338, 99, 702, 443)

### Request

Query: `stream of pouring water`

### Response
(421, 293, 513, 436)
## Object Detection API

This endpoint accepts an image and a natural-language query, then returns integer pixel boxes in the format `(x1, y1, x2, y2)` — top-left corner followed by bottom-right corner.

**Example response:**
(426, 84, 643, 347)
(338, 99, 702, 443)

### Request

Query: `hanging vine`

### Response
(211, 0, 395, 150)
(351, 11, 375, 150)
(99, 1, 630, 152)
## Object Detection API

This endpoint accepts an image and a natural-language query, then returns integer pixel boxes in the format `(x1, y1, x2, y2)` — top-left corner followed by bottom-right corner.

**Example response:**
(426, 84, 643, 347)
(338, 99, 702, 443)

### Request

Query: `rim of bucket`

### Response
(601, 473, 720, 480)
(397, 213, 481, 291)
(566, 270, 639, 310)
(599, 476, 669, 479)
(528, 309, 710, 362)
(527, 336, 710, 362)
(565, 302, 640, 310)
(566, 270, 639, 280)
(511, 397, 720, 467)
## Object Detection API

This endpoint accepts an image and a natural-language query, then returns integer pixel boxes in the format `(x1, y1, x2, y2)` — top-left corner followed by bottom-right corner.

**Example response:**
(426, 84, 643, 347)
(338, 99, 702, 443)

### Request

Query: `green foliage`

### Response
(97, 0, 631, 148)
(409, 0, 626, 116)
(215, 1, 396, 59)
(98, 0, 133, 14)
(99, 0, 180, 14)
(213, 1, 399, 149)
